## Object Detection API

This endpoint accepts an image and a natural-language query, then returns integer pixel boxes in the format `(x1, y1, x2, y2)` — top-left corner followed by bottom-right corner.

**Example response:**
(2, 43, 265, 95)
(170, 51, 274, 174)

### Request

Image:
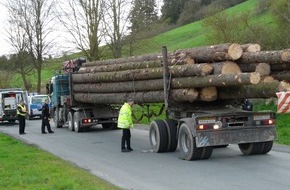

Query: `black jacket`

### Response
(42, 103, 50, 118)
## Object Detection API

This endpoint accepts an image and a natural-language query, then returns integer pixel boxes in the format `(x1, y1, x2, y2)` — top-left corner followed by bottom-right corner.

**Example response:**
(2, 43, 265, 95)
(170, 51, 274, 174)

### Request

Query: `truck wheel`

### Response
(53, 110, 62, 128)
(163, 119, 178, 152)
(149, 120, 168, 153)
(179, 123, 202, 160)
(67, 111, 74, 131)
(260, 141, 273, 154)
(238, 142, 263, 155)
(200, 146, 213, 159)
(73, 112, 82, 133)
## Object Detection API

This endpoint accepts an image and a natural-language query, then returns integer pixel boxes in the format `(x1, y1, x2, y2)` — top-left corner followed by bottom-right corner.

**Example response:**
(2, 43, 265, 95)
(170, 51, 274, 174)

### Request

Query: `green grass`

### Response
(0, 133, 119, 190)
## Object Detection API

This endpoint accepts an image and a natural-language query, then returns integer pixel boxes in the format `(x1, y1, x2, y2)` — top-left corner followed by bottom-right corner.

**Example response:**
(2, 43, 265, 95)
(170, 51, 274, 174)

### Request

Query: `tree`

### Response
(130, 0, 158, 34)
(57, 0, 104, 61)
(161, 0, 189, 24)
(102, 0, 131, 58)
(5, 0, 54, 92)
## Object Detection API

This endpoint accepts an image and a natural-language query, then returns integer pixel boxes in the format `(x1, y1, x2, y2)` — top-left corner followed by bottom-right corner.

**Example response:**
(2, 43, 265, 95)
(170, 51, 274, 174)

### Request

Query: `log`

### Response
(175, 43, 243, 62)
(211, 61, 241, 74)
(197, 87, 217, 101)
(171, 72, 260, 88)
(73, 73, 261, 93)
(82, 53, 163, 67)
(270, 63, 290, 71)
(260, 76, 279, 83)
(241, 43, 261, 52)
(78, 60, 164, 73)
(218, 81, 290, 99)
(237, 49, 290, 64)
(238, 63, 271, 77)
(271, 70, 290, 82)
(74, 89, 199, 104)
(72, 63, 213, 83)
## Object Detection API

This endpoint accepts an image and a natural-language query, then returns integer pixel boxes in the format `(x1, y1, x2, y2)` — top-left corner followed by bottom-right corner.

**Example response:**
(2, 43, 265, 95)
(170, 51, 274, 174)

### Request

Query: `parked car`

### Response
(27, 94, 51, 120)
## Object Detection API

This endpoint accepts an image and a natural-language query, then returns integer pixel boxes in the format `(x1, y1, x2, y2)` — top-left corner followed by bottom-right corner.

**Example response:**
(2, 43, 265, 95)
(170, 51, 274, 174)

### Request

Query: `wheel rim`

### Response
(74, 112, 80, 132)
(181, 132, 189, 153)
(68, 112, 74, 131)
(150, 128, 157, 146)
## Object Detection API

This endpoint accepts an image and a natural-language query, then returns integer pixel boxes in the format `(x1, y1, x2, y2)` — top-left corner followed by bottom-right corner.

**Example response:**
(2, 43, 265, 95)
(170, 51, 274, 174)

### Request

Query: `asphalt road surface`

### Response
(1, 119, 290, 190)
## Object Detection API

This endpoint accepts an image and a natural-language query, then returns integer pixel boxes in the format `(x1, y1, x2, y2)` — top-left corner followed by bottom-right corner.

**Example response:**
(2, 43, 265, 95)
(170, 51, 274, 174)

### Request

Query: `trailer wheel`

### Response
(260, 141, 273, 154)
(67, 111, 74, 131)
(238, 142, 263, 155)
(179, 123, 202, 160)
(73, 112, 82, 133)
(149, 120, 168, 153)
(163, 119, 178, 152)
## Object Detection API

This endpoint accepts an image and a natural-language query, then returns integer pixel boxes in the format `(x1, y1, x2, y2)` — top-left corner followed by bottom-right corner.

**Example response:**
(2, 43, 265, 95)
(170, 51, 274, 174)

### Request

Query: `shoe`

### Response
(42, 132, 47, 134)
(127, 148, 133, 151)
(121, 149, 129, 152)
(49, 131, 54, 133)
(20, 132, 26, 135)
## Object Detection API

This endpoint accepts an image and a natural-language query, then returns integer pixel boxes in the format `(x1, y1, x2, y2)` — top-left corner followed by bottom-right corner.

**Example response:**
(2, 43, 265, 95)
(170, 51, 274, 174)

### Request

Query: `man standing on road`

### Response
(17, 99, 27, 135)
(41, 99, 54, 134)
(118, 98, 134, 152)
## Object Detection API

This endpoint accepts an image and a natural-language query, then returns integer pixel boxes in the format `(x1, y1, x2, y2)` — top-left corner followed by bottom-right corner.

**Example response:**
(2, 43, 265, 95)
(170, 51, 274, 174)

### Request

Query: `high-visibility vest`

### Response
(117, 103, 134, 129)
(17, 104, 27, 117)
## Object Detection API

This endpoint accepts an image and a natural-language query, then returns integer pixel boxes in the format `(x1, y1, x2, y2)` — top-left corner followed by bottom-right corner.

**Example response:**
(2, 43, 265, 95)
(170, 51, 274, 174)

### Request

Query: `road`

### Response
(1, 119, 290, 190)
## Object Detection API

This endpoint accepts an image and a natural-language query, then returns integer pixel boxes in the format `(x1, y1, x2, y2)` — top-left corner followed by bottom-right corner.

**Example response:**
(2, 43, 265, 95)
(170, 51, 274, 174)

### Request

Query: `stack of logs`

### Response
(71, 43, 290, 104)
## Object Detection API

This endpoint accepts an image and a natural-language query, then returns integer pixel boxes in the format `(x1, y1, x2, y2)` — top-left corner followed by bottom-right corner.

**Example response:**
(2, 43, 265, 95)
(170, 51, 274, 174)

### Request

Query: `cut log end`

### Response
(222, 61, 241, 74)
(241, 43, 261, 53)
(281, 49, 290, 62)
(255, 63, 271, 77)
(198, 87, 217, 101)
(279, 81, 290, 91)
(228, 43, 243, 60)
(249, 72, 261, 84)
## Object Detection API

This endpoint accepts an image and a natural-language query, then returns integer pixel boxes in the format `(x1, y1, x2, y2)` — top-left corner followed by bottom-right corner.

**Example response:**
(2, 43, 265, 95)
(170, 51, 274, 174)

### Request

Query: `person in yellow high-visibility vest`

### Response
(118, 98, 134, 152)
(17, 99, 27, 135)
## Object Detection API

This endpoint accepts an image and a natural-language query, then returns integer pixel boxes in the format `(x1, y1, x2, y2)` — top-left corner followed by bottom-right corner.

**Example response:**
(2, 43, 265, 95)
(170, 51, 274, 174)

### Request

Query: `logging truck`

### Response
(49, 43, 287, 160)
(50, 58, 119, 132)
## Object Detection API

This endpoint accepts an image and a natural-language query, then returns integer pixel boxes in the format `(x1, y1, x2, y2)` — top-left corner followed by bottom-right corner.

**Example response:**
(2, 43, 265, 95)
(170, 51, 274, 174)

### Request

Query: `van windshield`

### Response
(31, 96, 49, 104)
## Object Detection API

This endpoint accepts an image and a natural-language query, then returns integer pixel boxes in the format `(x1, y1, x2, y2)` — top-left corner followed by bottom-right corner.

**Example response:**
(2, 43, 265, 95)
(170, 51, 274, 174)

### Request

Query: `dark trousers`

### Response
(42, 118, 53, 133)
(18, 115, 26, 134)
(122, 128, 131, 149)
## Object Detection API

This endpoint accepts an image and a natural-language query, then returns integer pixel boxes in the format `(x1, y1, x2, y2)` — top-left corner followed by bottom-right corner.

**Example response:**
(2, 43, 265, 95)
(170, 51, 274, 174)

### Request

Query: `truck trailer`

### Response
(49, 44, 284, 160)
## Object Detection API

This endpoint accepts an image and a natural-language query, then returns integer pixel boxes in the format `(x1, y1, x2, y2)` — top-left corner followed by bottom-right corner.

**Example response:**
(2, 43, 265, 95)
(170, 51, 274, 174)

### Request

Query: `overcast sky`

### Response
(0, 1, 11, 56)
(0, 0, 164, 57)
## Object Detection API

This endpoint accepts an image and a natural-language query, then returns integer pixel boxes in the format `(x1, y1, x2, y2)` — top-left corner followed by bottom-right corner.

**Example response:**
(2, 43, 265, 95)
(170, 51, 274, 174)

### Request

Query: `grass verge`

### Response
(0, 133, 119, 190)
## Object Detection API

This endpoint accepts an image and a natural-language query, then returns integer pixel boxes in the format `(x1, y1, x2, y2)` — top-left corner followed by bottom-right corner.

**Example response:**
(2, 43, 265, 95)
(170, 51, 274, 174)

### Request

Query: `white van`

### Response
(27, 95, 51, 120)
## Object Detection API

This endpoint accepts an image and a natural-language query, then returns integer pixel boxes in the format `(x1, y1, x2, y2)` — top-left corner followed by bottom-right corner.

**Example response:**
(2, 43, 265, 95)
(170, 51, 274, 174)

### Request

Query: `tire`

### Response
(53, 110, 62, 128)
(149, 120, 168, 153)
(238, 142, 263, 155)
(73, 112, 82, 133)
(179, 123, 203, 160)
(261, 141, 273, 154)
(67, 111, 74, 131)
(200, 146, 213, 159)
(163, 119, 178, 152)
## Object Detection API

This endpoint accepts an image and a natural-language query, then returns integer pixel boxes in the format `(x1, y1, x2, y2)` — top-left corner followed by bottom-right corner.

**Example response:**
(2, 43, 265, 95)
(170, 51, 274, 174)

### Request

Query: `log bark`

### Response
(78, 60, 164, 73)
(271, 70, 290, 82)
(270, 63, 290, 71)
(72, 63, 213, 83)
(241, 43, 261, 52)
(74, 88, 198, 104)
(238, 63, 271, 77)
(73, 73, 261, 93)
(211, 61, 241, 74)
(175, 43, 243, 63)
(237, 49, 290, 64)
(218, 81, 290, 99)
(82, 53, 163, 67)
(171, 72, 260, 88)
